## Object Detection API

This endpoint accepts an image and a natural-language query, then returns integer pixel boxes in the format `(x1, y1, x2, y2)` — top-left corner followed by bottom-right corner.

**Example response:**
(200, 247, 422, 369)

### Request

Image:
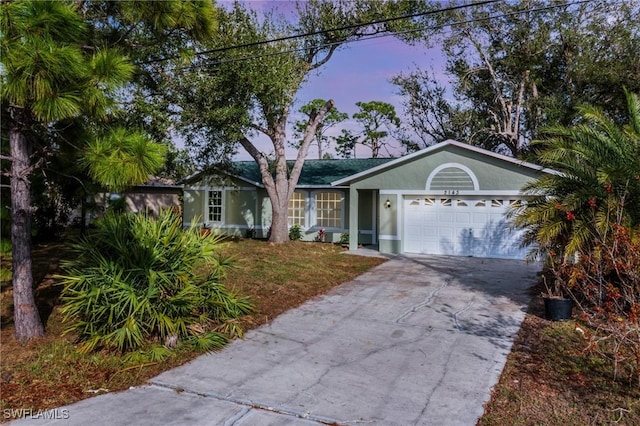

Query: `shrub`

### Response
(339, 232, 349, 245)
(57, 210, 252, 356)
(288, 224, 303, 240)
(512, 90, 640, 260)
(556, 220, 640, 384)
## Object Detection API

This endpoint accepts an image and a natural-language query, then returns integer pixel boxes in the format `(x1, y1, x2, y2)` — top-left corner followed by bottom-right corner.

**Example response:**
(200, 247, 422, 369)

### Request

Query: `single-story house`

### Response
(182, 140, 552, 260)
(89, 178, 182, 223)
(118, 178, 182, 216)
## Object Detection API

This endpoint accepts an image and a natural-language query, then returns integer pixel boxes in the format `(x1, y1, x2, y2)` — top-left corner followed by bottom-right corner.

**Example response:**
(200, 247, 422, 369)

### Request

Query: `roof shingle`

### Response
(197, 158, 395, 187)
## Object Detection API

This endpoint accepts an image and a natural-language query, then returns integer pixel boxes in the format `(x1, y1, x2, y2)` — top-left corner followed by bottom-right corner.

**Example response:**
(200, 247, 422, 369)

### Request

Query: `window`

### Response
(288, 192, 306, 227)
(315, 192, 343, 228)
(208, 190, 223, 222)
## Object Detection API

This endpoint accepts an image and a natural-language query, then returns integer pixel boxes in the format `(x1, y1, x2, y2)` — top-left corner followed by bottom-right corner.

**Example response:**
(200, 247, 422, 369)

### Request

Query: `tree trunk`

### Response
(316, 127, 323, 160)
(268, 123, 293, 243)
(239, 100, 334, 244)
(269, 197, 290, 243)
(371, 139, 380, 158)
(9, 109, 45, 342)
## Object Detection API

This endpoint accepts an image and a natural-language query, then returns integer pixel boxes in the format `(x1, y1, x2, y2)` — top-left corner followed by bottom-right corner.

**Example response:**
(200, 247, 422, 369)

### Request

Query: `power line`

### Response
(146, 0, 500, 64)
(182, 0, 594, 69)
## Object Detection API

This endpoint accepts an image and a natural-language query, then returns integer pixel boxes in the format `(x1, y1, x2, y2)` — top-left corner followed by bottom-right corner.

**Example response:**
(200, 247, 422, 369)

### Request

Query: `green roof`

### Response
(295, 158, 395, 185)
(189, 158, 394, 187)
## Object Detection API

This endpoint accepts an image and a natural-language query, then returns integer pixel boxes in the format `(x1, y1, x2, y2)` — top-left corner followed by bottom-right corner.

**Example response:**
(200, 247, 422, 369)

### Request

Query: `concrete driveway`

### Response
(11, 254, 540, 426)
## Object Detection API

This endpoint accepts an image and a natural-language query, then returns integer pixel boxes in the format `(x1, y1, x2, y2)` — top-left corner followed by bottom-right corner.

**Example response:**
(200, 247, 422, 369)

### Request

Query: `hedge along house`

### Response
(182, 140, 552, 259)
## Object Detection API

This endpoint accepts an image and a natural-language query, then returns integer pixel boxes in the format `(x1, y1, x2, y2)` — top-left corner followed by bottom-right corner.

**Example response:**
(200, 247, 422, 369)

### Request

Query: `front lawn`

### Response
(0, 238, 385, 418)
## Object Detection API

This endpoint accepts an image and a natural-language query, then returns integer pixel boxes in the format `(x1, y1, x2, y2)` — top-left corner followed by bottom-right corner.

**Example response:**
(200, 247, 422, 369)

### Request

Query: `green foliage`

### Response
(1, 1, 88, 122)
(0, 0, 219, 342)
(339, 233, 349, 245)
(57, 210, 253, 355)
(512, 90, 640, 384)
(170, 0, 415, 241)
(393, 1, 640, 156)
(1, 0, 172, 226)
(0, 0, 215, 186)
(82, 128, 167, 192)
(0, 239, 11, 258)
(0, 1, 139, 123)
(512, 90, 640, 259)
(288, 224, 303, 241)
(291, 99, 348, 159)
(160, 146, 197, 181)
(83, 1, 218, 169)
(0, 267, 11, 286)
(336, 101, 401, 158)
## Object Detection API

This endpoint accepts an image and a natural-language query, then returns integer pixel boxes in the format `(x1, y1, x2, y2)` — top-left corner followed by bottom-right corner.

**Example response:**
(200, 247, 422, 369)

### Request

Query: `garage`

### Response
(403, 196, 527, 259)
(333, 140, 551, 260)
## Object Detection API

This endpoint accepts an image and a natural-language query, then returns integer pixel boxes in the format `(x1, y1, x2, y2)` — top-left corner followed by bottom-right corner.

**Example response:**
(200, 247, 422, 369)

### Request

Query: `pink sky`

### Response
(218, 0, 449, 160)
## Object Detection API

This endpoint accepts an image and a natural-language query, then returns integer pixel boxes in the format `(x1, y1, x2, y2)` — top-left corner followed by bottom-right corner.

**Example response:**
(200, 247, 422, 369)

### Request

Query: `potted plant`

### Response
(200, 223, 211, 236)
(541, 272, 573, 321)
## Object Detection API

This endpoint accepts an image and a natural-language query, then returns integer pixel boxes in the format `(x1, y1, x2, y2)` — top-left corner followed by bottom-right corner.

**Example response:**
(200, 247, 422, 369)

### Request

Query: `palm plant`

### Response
(1, 1, 168, 341)
(512, 89, 640, 259)
(57, 210, 252, 356)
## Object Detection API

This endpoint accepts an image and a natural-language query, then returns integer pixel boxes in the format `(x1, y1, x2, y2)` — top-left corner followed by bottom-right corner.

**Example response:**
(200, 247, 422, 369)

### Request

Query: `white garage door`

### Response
(403, 196, 527, 259)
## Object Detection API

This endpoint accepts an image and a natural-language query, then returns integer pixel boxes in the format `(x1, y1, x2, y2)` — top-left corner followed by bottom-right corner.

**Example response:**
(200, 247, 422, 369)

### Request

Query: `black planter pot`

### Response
(543, 297, 573, 321)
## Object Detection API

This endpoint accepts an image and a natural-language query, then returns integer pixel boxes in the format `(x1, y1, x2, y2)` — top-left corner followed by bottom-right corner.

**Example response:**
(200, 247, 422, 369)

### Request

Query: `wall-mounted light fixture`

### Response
(385, 199, 392, 209)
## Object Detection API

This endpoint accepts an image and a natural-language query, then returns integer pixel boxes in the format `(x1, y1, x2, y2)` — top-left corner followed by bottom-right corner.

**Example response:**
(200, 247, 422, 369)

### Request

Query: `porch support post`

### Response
(349, 187, 359, 251)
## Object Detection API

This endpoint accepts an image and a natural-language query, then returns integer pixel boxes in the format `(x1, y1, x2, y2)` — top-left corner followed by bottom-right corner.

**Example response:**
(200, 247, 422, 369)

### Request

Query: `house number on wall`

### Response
(443, 190, 459, 195)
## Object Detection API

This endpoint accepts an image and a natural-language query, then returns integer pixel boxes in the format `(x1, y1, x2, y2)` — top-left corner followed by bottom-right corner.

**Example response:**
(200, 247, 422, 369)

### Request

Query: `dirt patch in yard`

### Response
(480, 287, 640, 425)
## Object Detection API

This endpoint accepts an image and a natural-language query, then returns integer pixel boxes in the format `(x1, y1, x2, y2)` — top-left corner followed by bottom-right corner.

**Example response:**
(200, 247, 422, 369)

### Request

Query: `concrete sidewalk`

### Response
(10, 254, 539, 426)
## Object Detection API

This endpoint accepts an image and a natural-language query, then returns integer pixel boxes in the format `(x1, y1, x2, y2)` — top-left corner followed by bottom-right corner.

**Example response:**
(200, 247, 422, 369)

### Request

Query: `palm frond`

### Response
(515, 90, 640, 257)
(58, 210, 253, 354)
